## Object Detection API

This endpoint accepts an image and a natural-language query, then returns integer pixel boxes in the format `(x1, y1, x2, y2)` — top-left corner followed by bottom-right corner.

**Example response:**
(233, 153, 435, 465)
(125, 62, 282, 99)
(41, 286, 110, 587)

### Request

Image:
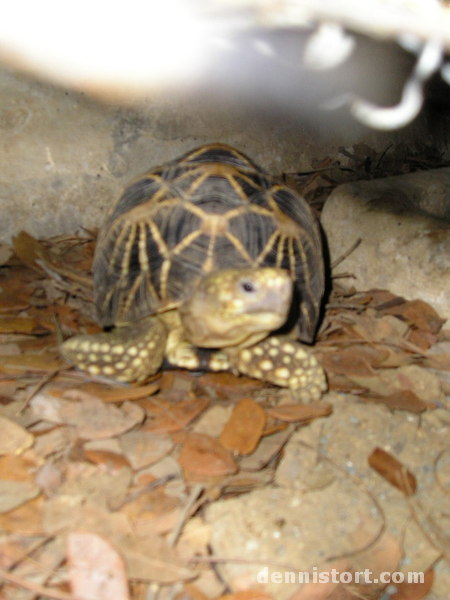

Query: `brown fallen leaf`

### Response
(266, 402, 332, 423)
(0, 352, 64, 374)
(239, 429, 293, 472)
(0, 480, 40, 513)
(141, 397, 209, 433)
(70, 381, 160, 403)
(67, 532, 130, 600)
(83, 449, 131, 471)
(119, 431, 174, 470)
(179, 433, 237, 479)
(0, 316, 49, 335)
(363, 390, 435, 413)
(0, 496, 45, 534)
(407, 328, 438, 350)
(220, 398, 266, 455)
(351, 365, 444, 403)
(383, 299, 445, 335)
(31, 391, 144, 438)
(350, 312, 410, 342)
(368, 447, 416, 496)
(12, 231, 52, 271)
(422, 352, 450, 371)
(390, 568, 434, 600)
(196, 372, 265, 398)
(319, 346, 386, 378)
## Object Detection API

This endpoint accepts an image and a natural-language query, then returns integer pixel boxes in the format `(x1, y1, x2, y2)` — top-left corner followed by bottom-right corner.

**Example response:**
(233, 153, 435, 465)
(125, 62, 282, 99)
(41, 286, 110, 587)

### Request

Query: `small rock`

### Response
(321, 168, 450, 321)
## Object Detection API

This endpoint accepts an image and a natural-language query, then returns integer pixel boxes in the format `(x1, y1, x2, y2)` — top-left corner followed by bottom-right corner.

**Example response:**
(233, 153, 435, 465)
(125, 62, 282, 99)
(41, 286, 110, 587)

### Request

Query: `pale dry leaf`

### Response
(67, 531, 130, 600)
(120, 534, 194, 583)
(0, 480, 40, 513)
(31, 391, 144, 438)
(0, 415, 34, 455)
(119, 431, 174, 470)
(57, 462, 132, 509)
(351, 365, 444, 402)
(239, 428, 293, 472)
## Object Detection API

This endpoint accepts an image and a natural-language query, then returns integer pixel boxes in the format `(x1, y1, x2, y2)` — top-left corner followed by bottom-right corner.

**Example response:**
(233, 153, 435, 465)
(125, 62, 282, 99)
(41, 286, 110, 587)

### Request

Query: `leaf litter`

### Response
(0, 230, 448, 599)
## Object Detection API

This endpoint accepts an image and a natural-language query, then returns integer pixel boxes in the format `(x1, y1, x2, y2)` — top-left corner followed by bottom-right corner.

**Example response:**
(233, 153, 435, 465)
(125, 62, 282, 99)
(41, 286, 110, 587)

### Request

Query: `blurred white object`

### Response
(0, 0, 208, 94)
(350, 39, 443, 128)
(0, 0, 448, 129)
(303, 23, 355, 69)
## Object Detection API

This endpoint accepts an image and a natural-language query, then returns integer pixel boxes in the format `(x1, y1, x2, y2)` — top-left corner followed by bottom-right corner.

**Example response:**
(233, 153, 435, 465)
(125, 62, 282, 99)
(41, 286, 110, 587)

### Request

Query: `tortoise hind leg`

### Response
(61, 315, 167, 382)
(231, 336, 327, 402)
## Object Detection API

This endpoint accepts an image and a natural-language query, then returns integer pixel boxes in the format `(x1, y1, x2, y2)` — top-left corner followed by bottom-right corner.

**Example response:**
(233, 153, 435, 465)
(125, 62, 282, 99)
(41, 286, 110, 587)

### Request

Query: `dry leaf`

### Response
(120, 534, 194, 583)
(383, 299, 445, 334)
(142, 396, 209, 433)
(78, 381, 160, 403)
(0, 480, 40, 513)
(179, 433, 237, 479)
(119, 431, 174, 470)
(12, 231, 52, 270)
(422, 352, 450, 371)
(266, 402, 332, 423)
(320, 346, 386, 377)
(390, 568, 434, 600)
(368, 448, 416, 495)
(0, 496, 44, 534)
(31, 391, 144, 438)
(351, 365, 444, 402)
(197, 372, 265, 397)
(364, 390, 434, 413)
(239, 429, 293, 471)
(220, 398, 266, 455)
(0, 352, 64, 373)
(67, 532, 130, 600)
(83, 449, 131, 471)
(0, 415, 34, 455)
(0, 316, 48, 334)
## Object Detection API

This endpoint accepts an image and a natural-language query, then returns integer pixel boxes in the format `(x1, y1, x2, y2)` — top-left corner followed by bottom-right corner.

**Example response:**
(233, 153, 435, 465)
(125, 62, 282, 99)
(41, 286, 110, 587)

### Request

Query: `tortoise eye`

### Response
(240, 280, 256, 293)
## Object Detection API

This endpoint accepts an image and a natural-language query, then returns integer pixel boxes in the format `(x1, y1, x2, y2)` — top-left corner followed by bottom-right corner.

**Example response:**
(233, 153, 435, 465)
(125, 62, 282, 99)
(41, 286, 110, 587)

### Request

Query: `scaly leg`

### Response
(230, 336, 327, 402)
(61, 316, 167, 382)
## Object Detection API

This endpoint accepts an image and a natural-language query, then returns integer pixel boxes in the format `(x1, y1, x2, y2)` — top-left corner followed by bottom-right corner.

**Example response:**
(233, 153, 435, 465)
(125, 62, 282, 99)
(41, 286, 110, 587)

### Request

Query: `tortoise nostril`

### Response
(241, 280, 256, 293)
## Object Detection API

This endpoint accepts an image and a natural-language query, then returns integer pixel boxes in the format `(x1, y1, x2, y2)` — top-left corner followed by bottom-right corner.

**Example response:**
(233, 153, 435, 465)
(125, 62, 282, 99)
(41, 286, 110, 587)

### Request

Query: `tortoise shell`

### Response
(94, 144, 325, 343)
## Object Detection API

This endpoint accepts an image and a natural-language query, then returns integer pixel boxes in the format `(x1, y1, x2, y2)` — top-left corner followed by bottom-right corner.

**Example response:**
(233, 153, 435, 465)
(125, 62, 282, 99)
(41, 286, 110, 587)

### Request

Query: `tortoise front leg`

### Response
(61, 316, 167, 383)
(165, 327, 231, 372)
(230, 336, 327, 402)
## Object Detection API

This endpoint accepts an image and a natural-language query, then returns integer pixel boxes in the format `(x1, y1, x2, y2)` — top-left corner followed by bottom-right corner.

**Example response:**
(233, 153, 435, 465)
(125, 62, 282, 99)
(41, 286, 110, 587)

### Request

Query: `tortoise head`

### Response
(179, 267, 293, 348)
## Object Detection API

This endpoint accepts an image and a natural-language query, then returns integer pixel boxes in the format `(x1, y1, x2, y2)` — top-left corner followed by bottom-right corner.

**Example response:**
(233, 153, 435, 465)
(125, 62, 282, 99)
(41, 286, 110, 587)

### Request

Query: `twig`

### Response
(36, 259, 93, 289)
(167, 484, 205, 547)
(0, 568, 87, 600)
(18, 368, 60, 414)
(331, 238, 362, 269)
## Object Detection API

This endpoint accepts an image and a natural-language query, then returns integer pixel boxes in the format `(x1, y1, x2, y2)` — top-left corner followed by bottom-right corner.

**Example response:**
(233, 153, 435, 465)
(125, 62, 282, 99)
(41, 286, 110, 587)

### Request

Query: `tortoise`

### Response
(62, 144, 327, 402)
